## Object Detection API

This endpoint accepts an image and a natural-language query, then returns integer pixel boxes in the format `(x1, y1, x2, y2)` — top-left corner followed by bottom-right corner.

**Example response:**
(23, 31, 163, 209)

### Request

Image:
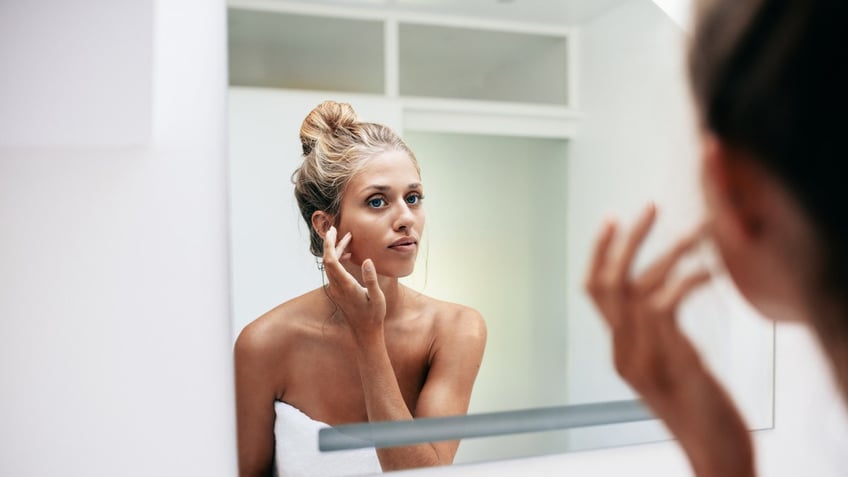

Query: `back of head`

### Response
(688, 0, 848, 294)
(292, 101, 419, 256)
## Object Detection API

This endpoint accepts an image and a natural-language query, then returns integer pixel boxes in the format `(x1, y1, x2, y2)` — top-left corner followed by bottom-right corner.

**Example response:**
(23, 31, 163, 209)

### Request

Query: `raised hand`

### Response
(584, 203, 709, 396)
(322, 226, 387, 338)
(584, 203, 754, 477)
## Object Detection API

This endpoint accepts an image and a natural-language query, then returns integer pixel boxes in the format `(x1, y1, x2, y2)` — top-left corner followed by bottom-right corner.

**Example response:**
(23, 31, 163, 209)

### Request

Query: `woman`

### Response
(234, 101, 487, 477)
(585, 0, 847, 476)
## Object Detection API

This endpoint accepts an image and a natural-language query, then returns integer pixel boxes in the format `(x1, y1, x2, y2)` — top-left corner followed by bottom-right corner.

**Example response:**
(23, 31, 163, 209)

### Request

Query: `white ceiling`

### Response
(269, 0, 634, 25)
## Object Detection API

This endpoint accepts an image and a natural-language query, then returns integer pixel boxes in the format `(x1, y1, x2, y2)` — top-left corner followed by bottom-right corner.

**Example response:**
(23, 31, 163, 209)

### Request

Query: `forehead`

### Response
(348, 150, 420, 189)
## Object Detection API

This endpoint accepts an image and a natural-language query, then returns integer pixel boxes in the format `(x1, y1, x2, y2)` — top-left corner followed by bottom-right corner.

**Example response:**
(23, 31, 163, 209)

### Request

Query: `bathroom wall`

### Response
(0, 1, 236, 475)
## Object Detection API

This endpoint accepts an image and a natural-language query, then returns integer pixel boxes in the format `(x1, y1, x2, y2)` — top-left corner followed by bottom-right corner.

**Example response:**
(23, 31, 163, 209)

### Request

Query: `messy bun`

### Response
(298, 101, 359, 156)
(292, 101, 420, 256)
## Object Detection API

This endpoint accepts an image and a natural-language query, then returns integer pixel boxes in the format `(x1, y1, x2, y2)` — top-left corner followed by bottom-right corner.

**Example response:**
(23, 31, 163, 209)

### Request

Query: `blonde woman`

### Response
(234, 101, 487, 477)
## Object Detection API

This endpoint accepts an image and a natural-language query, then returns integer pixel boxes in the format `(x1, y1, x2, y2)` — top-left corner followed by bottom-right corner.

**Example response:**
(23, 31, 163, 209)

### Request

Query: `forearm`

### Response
(650, 368, 755, 477)
(354, 331, 445, 471)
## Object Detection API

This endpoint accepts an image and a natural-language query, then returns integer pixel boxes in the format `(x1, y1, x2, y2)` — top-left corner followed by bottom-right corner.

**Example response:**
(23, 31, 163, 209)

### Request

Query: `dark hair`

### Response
(688, 0, 848, 392)
(689, 0, 848, 289)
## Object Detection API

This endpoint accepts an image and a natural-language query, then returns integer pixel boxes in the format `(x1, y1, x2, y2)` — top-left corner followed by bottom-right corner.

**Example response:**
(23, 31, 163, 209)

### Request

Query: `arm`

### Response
(584, 204, 755, 477)
(234, 321, 281, 477)
(321, 227, 487, 471)
(356, 308, 486, 470)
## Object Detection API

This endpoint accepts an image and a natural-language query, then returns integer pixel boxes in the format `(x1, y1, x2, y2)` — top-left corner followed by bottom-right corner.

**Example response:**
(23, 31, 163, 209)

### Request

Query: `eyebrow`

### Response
(361, 183, 422, 193)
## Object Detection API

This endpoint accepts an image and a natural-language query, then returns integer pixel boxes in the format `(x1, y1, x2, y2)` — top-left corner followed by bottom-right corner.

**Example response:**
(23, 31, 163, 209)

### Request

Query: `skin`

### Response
(234, 150, 487, 477)
(584, 133, 823, 477)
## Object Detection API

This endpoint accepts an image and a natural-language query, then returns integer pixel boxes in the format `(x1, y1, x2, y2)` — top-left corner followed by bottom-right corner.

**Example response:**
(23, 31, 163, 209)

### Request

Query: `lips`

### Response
(388, 237, 418, 250)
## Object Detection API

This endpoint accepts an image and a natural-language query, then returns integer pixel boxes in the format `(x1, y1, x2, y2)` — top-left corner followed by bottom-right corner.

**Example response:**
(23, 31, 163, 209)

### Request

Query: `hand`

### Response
(584, 203, 709, 400)
(322, 226, 387, 338)
(585, 203, 755, 477)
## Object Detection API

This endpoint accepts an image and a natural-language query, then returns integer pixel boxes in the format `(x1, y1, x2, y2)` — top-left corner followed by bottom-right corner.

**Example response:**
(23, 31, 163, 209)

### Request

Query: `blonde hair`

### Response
(292, 101, 420, 256)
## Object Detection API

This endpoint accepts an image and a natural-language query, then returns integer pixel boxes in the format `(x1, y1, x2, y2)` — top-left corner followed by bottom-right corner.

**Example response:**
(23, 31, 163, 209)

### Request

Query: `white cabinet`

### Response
(227, 2, 578, 138)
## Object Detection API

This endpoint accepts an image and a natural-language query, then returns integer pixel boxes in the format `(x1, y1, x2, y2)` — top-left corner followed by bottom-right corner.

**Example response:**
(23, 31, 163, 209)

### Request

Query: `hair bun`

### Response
(299, 101, 359, 156)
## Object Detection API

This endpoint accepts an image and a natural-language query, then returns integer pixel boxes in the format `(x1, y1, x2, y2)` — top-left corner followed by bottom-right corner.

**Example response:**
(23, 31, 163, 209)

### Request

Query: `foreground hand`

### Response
(322, 226, 387, 336)
(585, 204, 755, 477)
(584, 203, 709, 398)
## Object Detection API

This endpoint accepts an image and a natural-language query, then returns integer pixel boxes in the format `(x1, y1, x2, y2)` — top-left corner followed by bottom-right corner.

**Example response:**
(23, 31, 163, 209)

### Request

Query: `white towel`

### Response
(274, 401, 382, 477)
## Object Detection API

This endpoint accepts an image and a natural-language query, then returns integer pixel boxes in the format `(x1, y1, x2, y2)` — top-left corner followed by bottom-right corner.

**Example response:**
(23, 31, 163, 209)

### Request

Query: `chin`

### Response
(381, 267, 415, 278)
(374, 261, 416, 279)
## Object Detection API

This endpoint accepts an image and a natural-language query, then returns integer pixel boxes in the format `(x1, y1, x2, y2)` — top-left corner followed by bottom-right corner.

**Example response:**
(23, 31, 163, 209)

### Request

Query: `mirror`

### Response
(227, 0, 774, 470)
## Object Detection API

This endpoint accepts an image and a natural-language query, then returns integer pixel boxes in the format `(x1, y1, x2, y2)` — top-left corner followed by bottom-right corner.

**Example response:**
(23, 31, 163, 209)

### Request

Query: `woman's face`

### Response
(335, 150, 424, 278)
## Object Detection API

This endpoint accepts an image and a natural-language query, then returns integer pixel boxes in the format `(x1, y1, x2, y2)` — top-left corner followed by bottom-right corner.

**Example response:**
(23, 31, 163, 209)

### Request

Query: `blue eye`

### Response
(368, 197, 386, 208)
(405, 193, 422, 205)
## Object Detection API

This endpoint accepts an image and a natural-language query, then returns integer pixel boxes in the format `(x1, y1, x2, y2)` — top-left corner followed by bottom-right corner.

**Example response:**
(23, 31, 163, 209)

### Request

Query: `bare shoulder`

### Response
(419, 294, 487, 342)
(234, 288, 328, 362)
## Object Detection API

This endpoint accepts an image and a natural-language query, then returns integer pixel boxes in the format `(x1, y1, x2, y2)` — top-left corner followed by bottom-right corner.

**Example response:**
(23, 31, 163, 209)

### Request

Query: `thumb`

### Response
(361, 259, 384, 303)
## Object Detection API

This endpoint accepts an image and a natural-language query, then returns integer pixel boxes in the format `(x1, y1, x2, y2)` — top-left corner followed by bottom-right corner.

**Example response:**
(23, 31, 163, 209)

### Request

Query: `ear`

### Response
(311, 211, 334, 240)
(701, 134, 767, 243)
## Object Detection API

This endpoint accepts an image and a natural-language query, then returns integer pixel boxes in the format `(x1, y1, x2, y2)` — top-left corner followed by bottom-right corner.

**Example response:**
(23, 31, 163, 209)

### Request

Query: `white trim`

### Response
(403, 105, 579, 140)
(227, 0, 574, 37)
(228, 0, 387, 20)
(384, 16, 399, 97)
(401, 96, 580, 119)
(567, 28, 581, 111)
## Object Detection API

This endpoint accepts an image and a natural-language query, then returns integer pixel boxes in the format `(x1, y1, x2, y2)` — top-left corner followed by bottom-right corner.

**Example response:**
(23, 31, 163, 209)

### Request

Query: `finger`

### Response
(335, 231, 352, 256)
(323, 226, 338, 263)
(584, 219, 617, 294)
(658, 268, 711, 311)
(611, 203, 657, 285)
(361, 259, 385, 305)
(322, 227, 358, 290)
(634, 223, 706, 295)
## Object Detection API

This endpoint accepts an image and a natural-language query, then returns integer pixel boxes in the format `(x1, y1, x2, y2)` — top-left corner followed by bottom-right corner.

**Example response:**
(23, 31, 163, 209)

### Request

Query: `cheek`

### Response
(337, 220, 378, 259)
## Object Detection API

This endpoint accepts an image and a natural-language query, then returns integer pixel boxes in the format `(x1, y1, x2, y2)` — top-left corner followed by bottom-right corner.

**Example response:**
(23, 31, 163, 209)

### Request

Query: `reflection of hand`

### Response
(585, 203, 755, 477)
(323, 226, 387, 339)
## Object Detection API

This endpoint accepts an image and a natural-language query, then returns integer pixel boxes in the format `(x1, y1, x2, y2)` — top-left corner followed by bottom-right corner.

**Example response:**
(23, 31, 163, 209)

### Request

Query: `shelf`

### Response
(399, 22, 569, 106)
(401, 97, 579, 139)
(228, 8, 385, 94)
(227, 4, 577, 138)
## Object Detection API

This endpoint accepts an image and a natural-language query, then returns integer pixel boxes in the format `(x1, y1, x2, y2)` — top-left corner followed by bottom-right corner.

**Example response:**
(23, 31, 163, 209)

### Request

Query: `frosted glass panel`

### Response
(399, 23, 568, 105)
(228, 9, 384, 93)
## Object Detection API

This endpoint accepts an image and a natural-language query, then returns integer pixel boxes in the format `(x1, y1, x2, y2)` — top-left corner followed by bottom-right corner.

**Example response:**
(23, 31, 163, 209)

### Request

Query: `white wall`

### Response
(0, 1, 236, 476)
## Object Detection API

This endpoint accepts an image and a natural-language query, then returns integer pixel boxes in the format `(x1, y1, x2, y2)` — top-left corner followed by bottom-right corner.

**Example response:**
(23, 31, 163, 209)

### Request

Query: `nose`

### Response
(393, 201, 416, 232)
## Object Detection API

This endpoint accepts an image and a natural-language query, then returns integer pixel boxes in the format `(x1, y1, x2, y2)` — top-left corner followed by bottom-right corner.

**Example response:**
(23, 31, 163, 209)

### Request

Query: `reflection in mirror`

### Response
(227, 0, 775, 473)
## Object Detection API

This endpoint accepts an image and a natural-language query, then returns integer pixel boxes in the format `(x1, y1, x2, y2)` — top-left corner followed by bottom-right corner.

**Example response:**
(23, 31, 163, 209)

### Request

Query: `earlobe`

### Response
(311, 211, 334, 240)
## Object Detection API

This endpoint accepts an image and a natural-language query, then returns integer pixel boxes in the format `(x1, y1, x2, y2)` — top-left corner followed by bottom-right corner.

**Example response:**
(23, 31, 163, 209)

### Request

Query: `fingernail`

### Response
(363, 260, 374, 273)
